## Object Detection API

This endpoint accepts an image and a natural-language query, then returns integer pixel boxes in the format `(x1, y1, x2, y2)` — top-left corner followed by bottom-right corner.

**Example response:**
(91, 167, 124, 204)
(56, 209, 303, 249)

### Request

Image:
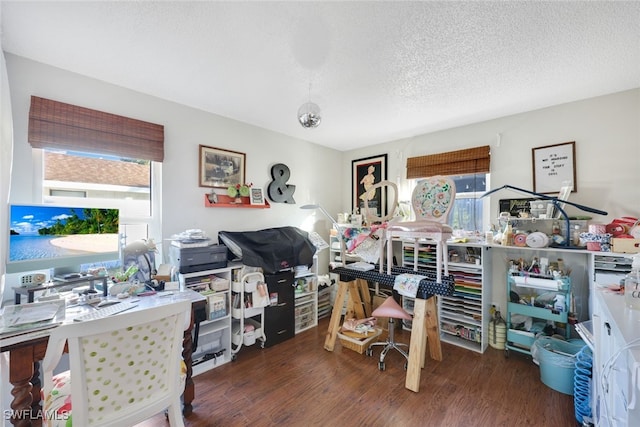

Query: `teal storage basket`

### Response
(532, 336, 585, 395)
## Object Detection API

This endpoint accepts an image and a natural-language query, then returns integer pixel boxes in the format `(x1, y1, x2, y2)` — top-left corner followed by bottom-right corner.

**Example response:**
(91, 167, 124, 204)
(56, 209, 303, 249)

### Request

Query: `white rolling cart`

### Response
(231, 271, 268, 359)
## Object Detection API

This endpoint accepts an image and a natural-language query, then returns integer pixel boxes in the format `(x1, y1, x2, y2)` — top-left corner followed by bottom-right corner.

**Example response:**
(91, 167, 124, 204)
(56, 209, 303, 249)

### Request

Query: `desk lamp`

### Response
(299, 204, 338, 227)
(481, 184, 608, 248)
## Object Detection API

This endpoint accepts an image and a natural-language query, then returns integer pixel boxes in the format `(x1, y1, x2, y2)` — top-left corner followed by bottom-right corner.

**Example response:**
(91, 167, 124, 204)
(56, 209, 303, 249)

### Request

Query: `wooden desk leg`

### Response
(347, 281, 366, 320)
(181, 309, 196, 416)
(9, 347, 36, 427)
(405, 296, 442, 392)
(356, 279, 372, 317)
(425, 296, 442, 361)
(324, 280, 349, 351)
(405, 298, 427, 392)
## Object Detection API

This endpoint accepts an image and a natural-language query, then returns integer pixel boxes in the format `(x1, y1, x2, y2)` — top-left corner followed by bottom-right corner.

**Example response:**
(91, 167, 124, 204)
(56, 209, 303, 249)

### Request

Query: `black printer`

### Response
(169, 243, 227, 273)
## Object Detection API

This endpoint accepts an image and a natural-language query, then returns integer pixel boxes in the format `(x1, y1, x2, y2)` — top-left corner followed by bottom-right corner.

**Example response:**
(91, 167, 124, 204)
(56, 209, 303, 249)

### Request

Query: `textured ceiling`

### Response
(2, 1, 639, 151)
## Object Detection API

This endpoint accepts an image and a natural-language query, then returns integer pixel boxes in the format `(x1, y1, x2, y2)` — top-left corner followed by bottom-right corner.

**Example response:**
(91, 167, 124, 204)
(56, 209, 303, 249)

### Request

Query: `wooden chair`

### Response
(42, 299, 191, 427)
(385, 176, 456, 282)
(361, 179, 398, 272)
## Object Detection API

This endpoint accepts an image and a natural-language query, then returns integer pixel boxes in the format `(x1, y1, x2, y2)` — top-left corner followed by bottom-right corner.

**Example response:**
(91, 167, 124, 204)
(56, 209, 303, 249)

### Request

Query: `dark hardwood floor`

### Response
(139, 317, 577, 427)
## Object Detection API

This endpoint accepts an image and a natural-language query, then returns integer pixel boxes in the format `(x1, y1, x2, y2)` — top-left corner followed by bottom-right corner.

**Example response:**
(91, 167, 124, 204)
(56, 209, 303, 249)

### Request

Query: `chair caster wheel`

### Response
(404, 362, 408, 370)
(378, 361, 385, 371)
(231, 354, 237, 361)
(366, 348, 373, 357)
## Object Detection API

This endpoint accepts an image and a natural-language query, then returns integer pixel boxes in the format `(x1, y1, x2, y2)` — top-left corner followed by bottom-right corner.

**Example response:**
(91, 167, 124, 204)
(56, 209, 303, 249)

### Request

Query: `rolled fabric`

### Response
(589, 223, 606, 234)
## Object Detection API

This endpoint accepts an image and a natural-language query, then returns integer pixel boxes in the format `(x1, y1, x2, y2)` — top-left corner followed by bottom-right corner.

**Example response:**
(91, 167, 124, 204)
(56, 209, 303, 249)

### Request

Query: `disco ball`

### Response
(297, 102, 322, 128)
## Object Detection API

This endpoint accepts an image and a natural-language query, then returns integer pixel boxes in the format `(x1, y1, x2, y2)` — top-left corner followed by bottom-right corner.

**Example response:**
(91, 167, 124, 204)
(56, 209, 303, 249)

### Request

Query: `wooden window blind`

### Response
(406, 145, 490, 179)
(28, 96, 164, 162)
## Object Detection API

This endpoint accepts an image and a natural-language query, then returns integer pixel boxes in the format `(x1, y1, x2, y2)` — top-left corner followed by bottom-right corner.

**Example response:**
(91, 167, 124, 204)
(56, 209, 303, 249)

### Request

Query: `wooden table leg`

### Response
(346, 280, 366, 320)
(405, 296, 442, 392)
(8, 347, 37, 427)
(356, 279, 372, 317)
(324, 280, 349, 351)
(181, 309, 196, 416)
(425, 296, 442, 361)
(406, 298, 427, 392)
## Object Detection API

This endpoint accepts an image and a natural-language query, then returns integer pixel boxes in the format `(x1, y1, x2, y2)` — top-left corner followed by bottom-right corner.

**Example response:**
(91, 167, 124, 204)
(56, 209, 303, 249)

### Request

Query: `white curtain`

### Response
(1, 49, 13, 303)
(1, 47, 15, 418)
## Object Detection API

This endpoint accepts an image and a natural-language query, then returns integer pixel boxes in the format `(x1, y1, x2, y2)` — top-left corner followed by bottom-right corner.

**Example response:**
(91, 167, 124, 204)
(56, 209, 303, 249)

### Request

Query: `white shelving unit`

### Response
(294, 258, 318, 334)
(317, 286, 332, 320)
(231, 271, 268, 358)
(400, 241, 491, 353)
(178, 264, 241, 376)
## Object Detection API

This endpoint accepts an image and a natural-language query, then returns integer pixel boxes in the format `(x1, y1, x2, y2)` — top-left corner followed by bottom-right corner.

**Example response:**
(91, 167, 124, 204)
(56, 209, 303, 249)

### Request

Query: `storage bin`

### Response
(612, 238, 640, 254)
(210, 276, 229, 291)
(529, 201, 554, 218)
(244, 280, 257, 293)
(243, 330, 256, 346)
(532, 336, 585, 395)
(199, 329, 223, 354)
(337, 328, 382, 354)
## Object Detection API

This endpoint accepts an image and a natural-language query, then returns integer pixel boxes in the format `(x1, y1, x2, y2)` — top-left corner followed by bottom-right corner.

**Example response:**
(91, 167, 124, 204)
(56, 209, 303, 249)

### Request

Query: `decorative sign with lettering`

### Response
(532, 141, 577, 194)
(267, 163, 296, 203)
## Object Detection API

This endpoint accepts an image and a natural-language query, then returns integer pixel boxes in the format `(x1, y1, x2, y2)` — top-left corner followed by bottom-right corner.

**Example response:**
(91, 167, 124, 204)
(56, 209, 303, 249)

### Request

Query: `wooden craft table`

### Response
(324, 266, 455, 392)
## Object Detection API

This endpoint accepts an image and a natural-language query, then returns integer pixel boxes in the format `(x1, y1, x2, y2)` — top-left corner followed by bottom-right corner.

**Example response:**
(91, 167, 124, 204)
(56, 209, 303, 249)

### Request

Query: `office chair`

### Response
(42, 299, 191, 427)
(366, 296, 413, 370)
(385, 176, 456, 282)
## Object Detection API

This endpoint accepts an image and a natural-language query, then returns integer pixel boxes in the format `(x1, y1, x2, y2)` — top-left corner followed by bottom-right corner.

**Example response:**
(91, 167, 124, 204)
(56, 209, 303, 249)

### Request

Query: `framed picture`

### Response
(352, 154, 387, 216)
(532, 141, 577, 194)
(250, 187, 265, 205)
(199, 145, 246, 188)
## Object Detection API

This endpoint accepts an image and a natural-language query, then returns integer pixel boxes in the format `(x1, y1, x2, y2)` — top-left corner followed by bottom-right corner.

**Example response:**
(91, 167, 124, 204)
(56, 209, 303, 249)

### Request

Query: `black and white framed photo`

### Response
(199, 145, 246, 188)
(352, 154, 387, 216)
(532, 141, 576, 194)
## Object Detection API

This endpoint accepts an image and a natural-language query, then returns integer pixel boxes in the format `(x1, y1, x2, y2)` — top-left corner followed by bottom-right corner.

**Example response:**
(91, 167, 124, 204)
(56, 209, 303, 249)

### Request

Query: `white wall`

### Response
(4, 54, 343, 273)
(344, 88, 640, 225)
(343, 88, 640, 318)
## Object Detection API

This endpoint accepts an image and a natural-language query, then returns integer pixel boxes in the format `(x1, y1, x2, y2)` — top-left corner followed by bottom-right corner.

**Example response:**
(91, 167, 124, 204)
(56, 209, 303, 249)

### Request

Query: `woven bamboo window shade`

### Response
(406, 145, 490, 179)
(28, 96, 164, 162)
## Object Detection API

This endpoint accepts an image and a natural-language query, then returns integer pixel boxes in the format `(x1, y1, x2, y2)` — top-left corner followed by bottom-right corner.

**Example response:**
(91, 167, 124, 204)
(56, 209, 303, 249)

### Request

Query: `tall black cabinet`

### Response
(263, 270, 295, 347)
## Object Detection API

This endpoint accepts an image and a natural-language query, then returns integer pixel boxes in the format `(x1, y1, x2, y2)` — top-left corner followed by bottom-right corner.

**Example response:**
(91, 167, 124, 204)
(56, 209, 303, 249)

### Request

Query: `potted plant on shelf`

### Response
(227, 183, 252, 204)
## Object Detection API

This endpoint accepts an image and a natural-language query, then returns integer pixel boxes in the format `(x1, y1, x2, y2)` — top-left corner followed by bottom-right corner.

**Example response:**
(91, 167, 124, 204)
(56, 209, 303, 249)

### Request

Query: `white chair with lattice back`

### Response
(362, 180, 398, 272)
(385, 176, 456, 282)
(41, 299, 191, 427)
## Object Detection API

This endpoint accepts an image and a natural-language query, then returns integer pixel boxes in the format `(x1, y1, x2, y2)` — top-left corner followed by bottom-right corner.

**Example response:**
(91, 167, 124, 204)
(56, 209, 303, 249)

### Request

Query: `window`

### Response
(447, 173, 488, 233)
(41, 149, 160, 249)
(28, 96, 165, 268)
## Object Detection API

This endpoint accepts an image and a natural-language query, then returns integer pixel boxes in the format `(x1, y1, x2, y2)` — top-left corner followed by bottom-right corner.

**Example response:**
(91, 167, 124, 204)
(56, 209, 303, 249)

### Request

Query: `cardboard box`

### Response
(612, 238, 640, 254)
